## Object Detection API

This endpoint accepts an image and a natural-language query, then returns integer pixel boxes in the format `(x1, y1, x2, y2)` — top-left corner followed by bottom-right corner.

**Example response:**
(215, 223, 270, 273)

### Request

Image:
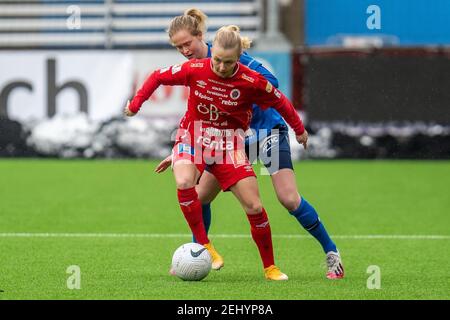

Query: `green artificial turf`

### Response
(0, 159, 449, 299)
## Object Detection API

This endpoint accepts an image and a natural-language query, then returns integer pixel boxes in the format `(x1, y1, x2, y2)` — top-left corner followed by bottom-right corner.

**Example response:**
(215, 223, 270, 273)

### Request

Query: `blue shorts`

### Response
(245, 125, 293, 175)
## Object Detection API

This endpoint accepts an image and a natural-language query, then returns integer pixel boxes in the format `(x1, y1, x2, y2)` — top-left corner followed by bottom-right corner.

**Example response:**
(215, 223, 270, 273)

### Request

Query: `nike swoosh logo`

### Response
(190, 248, 207, 257)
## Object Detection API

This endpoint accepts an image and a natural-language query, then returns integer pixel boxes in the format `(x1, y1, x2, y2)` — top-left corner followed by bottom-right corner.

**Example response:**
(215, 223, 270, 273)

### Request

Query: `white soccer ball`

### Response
(171, 243, 212, 281)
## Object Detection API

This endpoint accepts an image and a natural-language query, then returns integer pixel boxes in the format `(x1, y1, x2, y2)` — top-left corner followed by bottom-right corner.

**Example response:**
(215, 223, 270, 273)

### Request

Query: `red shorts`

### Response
(172, 141, 256, 191)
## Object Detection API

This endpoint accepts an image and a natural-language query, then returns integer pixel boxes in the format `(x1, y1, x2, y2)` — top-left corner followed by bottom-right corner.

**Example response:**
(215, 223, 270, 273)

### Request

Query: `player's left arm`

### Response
(252, 78, 308, 148)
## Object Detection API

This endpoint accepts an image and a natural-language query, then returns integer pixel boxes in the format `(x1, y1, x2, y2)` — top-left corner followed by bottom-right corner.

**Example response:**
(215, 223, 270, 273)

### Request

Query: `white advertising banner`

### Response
(132, 51, 187, 118)
(0, 50, 187, 123)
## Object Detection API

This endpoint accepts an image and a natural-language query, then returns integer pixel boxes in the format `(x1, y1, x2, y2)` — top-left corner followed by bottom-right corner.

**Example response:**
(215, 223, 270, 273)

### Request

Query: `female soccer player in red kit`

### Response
(159, 9, 344, 280)
(125, 26, 308, 280)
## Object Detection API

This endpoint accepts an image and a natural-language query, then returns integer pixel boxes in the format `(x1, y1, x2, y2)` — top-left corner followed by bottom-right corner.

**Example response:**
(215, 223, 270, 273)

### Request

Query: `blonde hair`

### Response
(213, 25, 252, 54)
(167, 8, 207, 39)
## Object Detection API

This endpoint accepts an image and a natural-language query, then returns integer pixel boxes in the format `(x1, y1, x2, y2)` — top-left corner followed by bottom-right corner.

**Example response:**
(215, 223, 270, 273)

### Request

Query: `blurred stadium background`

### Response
(1, 0, 449, 300)
(1, 0, 449, 159)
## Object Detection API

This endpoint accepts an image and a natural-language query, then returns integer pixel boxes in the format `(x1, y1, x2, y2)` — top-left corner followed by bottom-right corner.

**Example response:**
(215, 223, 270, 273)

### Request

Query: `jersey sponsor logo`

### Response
(196, 80, 207, 88)
(196, 135, 234, 151)
(230, 89, 240, 100)
(197, 103, 230, 121)
(221, 99, 238, 106)
(265, 82, 273, 93)
(274, 89, 281, 99)
(208, 78, 234, 88)
(206, 90, 228, 98)
(177, 143, 195, 156)
(201, 121, 228, 127)
(201, 127, 234, 137)
(172, 64, 182, 74)
(211, 86, 226, 92)
(241, 73, 255, 83)
(190, 62, 204, 68)
(194, 90, 213, 101)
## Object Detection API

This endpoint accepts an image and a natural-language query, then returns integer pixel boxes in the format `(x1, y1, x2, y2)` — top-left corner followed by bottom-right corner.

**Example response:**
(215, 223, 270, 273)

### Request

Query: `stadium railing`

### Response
(0, 0, 262, 49)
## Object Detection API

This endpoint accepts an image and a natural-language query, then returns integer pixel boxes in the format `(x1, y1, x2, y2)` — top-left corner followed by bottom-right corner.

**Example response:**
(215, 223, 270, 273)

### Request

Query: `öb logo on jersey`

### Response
(197, 103, 229, 121)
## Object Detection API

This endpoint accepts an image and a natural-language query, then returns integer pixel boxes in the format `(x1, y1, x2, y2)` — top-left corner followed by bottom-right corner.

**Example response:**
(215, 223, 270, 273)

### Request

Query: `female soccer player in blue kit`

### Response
(156, 9, 344, 279)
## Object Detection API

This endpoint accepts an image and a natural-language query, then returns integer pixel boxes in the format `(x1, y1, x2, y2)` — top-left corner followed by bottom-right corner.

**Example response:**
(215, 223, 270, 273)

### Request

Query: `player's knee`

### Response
(244, 201, 263, 215)
(278, 193, 301, 212)
(175, 178, 196, 190)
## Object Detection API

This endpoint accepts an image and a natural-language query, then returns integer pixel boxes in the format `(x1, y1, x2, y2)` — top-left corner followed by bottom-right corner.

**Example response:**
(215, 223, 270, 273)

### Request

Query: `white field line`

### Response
(0, 233, 449, 240)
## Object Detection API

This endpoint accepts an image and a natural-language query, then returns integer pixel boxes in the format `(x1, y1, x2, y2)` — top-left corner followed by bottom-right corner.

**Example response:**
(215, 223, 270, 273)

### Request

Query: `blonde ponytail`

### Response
(167, 8, 208, 39)
(213, 25, 252, 54)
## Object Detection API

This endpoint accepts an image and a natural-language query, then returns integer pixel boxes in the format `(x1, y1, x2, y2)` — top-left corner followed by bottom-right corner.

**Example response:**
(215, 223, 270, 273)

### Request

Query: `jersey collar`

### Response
(209, 59, 240, 79)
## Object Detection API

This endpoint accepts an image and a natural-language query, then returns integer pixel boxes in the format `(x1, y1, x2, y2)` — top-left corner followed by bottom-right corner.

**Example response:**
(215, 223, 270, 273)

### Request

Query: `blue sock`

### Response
(289, 198, 337, 254)
(193, 203, 212, 243)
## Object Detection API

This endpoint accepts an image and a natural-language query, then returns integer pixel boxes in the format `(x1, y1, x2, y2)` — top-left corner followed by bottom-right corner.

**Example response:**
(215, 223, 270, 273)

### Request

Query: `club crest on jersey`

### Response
(230, 89, 240, 100)
(265, 82, 273, 93)
(177, 143, 194, 156)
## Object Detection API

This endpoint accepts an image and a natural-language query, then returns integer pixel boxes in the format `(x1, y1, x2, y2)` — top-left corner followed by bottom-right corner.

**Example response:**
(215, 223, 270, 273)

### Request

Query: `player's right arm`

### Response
(125, 62, 190, 115)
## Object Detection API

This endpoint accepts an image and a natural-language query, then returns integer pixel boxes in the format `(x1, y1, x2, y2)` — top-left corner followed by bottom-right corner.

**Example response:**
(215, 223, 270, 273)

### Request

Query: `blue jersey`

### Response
(207, 44, 286, 143)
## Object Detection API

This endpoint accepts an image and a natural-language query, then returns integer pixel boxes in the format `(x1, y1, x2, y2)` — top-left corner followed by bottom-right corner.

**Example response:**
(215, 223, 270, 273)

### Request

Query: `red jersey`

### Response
(129, 58, 305, 136)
